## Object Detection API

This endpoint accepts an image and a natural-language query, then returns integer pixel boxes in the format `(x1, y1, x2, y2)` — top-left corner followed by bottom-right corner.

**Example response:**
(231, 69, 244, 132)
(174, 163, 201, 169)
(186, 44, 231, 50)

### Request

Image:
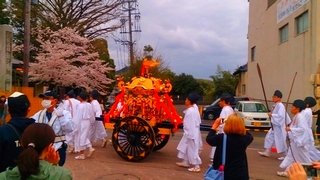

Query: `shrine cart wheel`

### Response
(112, 116, 156, 162)
(153, 134, 170, 151)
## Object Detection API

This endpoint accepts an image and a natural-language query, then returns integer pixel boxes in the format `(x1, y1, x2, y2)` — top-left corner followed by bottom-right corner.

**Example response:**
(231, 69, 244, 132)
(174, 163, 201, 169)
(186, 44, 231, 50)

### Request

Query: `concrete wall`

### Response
(247, 0, 318, 103)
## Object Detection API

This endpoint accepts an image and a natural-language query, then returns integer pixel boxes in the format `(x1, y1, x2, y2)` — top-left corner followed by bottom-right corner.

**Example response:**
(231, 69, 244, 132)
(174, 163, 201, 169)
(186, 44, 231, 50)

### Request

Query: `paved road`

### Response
(63, 105, 287, 180)
(64, 130, 286, 180)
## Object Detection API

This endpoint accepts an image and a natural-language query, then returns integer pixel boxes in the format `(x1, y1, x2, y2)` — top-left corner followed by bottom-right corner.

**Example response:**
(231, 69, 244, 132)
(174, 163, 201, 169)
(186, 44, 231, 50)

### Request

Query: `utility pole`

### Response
(117, 0, 141, 71)
(22, 0, 31, 87)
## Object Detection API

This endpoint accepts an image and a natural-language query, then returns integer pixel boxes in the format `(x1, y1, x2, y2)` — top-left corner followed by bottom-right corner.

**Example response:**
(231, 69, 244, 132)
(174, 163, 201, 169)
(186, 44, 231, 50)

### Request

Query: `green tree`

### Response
(209, 65, 239, 99)
(91, 38, 116, 91)
(171, 73, 204, 97)
(0, 0, 10, 24)
(197, 79, 214, 101)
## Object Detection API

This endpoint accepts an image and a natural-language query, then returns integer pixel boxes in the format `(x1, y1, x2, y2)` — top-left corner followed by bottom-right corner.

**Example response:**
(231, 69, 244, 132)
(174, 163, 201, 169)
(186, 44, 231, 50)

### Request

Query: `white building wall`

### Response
(247, 0, 318, 104)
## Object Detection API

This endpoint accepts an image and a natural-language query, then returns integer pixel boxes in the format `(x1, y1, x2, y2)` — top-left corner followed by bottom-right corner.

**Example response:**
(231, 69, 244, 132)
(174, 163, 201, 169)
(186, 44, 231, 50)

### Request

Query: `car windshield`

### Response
(211, 98, 220, 106)
(243, 103, 267, 113)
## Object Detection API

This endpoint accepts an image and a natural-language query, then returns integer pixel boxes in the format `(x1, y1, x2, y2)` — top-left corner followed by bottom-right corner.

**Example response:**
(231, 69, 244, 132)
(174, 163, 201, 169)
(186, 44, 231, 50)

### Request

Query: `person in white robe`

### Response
(176, 92, 202, 172)
(258, 90, 290, 159)
(63, 90, 80, 153)
(302, 97, 320, 161)
(31, 90, 74, 166)
(73, 91, 96, 160)
(89, 90, 108, 147)
(209, 93, 234, 162)
(277, 99, 312, 177)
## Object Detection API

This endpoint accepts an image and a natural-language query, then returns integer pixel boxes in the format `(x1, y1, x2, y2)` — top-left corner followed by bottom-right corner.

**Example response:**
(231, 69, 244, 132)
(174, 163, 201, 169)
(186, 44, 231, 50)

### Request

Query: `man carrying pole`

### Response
(258, 90, 290, 159)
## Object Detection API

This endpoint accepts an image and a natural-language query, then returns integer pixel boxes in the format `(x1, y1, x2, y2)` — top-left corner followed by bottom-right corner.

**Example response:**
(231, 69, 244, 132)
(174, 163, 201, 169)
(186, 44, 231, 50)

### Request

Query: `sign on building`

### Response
(277, 0, 309, 23)
(0, 25, 13, 91)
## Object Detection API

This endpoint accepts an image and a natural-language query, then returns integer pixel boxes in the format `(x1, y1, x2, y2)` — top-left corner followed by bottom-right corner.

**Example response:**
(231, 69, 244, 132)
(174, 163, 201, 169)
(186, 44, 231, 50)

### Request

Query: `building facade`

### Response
(245, 0, 320, 103)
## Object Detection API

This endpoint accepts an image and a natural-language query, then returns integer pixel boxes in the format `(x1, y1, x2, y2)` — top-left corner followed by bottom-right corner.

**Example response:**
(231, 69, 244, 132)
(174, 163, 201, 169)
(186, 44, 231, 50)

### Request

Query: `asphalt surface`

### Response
(63, 105, 289, 180)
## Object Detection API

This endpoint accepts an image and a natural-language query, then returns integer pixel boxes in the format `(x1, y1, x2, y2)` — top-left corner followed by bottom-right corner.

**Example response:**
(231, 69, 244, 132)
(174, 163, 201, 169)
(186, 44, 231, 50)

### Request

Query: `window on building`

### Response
(242, 84, 246, 95)
(267, 0, 276, 8)
(279, 24, 289, 43)
(296, 11, 308, 35)
(251, 46, 256, 61)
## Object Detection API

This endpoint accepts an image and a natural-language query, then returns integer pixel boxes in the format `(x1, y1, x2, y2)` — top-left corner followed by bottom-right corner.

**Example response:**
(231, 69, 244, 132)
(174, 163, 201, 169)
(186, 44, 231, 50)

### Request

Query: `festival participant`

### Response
(302, 96, 320, 161)
(277, 100, 312, 177)
(73, 91, 96, 160)
(258, 90, 290, 160)
(89, 90, 108, 147)
(63, 90, 80, 153)
(31, 90, 74, 166)
(176, 92, 202, 172)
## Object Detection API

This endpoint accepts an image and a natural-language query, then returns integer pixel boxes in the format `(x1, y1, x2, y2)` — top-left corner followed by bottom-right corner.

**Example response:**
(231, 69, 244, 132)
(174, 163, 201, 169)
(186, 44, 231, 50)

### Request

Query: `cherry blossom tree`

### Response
(29, 27, 114, 94)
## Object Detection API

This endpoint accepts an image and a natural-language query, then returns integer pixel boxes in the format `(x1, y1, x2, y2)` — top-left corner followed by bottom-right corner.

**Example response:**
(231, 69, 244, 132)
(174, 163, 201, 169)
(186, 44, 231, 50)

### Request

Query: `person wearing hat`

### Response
(0, 92, 35, 172)
(89, 90, 108, 148)
(209, 93, 235, 163)
(63, 89, 80, 153)
(302, 96, 320, 161)
(277, 99, 312, 177)
(73, 91, 96, 160)
(176, 91, 202, 172)
(31, 90, 74, 166)
(258, 90, 291, 160)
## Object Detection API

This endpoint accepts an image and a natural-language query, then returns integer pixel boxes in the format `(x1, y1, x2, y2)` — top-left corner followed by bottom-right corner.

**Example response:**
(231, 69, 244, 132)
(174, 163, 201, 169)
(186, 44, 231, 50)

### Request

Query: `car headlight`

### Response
(244, 116, 254, 121)
(203, 107, 206, 111)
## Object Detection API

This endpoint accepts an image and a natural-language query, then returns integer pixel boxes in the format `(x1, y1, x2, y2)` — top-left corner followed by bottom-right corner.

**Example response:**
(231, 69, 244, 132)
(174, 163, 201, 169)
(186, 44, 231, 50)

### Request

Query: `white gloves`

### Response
(54, 103, 64, 117)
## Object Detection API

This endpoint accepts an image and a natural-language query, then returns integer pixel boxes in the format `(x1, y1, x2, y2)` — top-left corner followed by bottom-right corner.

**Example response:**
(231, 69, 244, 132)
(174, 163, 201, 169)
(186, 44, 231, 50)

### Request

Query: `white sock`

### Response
(265, 148, 270, 153)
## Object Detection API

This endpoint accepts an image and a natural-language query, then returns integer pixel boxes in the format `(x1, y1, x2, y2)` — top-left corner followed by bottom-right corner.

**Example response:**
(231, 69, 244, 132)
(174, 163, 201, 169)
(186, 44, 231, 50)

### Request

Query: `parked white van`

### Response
(234, 101, 271, 128)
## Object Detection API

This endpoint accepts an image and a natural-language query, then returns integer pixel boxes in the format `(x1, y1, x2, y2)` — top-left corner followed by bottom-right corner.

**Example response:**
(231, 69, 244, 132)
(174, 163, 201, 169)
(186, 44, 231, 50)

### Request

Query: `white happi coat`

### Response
(177, 104, 202, 165)
(73, 102, 95, 152)
(63, 98, 80, 145)
(31, 105, 74, 151)
(210, 105, 233, 158)
(89, 99, 107, 143)
(264, 102, 291, 153)
(302, 108, 320, 161)
(280, 113, 312, 169)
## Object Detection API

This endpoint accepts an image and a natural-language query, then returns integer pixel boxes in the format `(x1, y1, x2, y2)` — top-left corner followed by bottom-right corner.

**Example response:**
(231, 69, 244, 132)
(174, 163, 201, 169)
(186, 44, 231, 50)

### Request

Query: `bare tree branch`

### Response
(37, 0, 123, 38)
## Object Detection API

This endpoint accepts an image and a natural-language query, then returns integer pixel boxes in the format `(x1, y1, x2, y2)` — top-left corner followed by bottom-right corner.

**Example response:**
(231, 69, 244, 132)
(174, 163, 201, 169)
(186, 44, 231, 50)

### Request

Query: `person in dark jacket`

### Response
(206, 113, 253, 180)
(0, 92, 35, 172)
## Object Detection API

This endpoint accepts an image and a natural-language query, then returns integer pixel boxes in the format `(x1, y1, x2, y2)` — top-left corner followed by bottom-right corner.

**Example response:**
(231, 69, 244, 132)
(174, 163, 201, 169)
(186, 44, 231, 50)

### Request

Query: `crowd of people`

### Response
(176, 90, 320, 180)
(1, 88, 320, 179)
(0, 89, 109, 179)
(256, 90, 320, 179)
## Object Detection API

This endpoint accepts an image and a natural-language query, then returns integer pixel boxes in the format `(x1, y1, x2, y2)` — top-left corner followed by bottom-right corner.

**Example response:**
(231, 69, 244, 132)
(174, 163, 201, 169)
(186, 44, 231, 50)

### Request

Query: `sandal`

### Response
(176, 162, 191, 168)
(277, 171, 288, 177)
(188, 167, 201, 172)
(67, 146, 74, 153)
(87, 148, 96, 157)
(102, 139, 107, 148)
(75, 154, 85, 160)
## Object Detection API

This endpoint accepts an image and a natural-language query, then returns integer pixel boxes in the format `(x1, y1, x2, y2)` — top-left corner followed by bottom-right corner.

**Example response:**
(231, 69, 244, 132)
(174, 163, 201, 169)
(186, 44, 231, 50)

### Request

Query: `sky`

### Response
(107, 0, 249, 80)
